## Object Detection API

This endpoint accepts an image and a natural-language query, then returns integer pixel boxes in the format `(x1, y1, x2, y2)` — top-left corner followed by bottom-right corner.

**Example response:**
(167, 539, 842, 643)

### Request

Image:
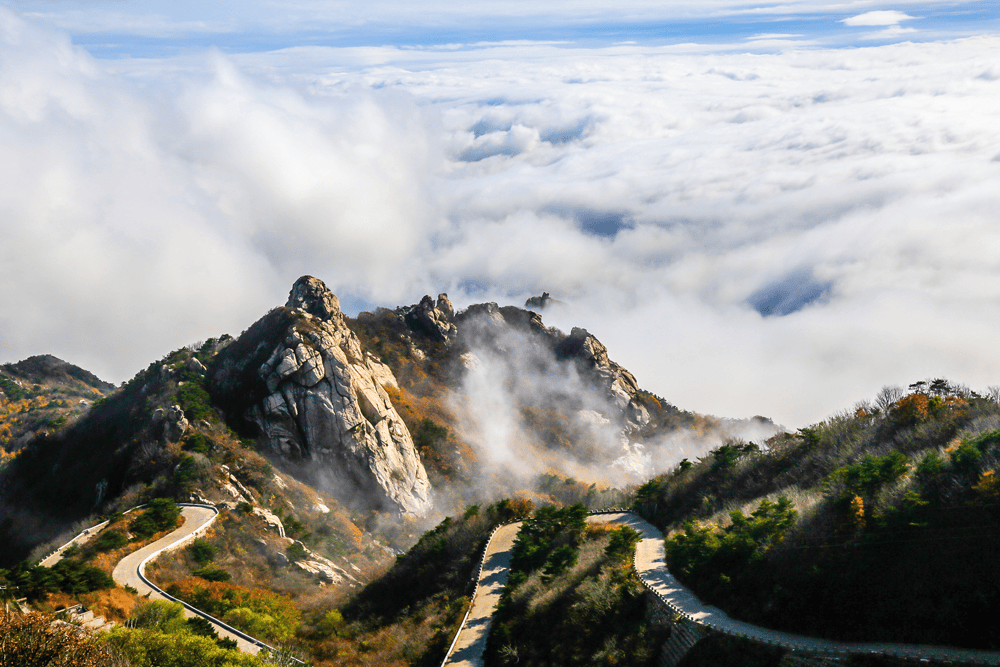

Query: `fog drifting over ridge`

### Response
(1, 8, 999, 428)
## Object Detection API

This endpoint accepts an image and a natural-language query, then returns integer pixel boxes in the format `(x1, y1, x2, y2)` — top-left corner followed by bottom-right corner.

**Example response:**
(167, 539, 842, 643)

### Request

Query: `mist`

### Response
(446, 312, 781, 494)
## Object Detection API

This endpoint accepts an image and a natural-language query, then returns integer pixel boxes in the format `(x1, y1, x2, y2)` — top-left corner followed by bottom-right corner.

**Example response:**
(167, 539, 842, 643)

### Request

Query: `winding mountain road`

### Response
(442, 511, 1000, 666)
(43, 504, 267, 655)
(109, 505, 262, 655)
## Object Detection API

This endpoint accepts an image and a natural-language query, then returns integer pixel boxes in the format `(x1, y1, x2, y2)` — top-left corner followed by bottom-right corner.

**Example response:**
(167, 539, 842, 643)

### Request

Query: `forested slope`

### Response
(637, 380, 1000, 649)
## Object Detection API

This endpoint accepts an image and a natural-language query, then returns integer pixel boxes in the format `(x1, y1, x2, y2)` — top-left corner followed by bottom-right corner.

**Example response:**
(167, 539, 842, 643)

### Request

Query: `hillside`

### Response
(636, 379, 1000, 650)
(0, 355, 116, 455)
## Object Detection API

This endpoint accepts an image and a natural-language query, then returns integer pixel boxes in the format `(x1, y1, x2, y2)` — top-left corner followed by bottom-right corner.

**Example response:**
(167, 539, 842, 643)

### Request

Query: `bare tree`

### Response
(874, 385, 903, 414)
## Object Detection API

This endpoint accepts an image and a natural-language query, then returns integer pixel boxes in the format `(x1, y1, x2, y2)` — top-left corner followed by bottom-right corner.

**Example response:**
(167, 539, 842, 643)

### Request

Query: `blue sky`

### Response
(12, 1, 998, 57)
(1, 2, 1000, 431)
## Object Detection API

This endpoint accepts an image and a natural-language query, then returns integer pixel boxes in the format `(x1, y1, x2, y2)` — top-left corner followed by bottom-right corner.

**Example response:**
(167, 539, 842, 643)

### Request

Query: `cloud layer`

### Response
(2, 9, 1000, 429)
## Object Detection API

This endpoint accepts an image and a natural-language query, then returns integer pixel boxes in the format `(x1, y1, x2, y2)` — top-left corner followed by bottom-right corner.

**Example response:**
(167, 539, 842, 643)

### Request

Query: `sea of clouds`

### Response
(2, 7, 999, 428)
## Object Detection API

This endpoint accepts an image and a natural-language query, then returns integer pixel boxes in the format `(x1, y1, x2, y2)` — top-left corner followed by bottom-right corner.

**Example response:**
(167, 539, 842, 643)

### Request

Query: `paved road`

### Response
(442, 522, 521, 667)
(442, 511, 1000, 666)
(40, 520, 112, 567)
(609, 512, 1000, 666)
(111, 505, 261, 655)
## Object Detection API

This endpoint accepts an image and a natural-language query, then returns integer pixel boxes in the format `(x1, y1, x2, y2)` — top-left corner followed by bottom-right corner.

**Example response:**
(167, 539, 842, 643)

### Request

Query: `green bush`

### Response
(101, 625, 267, 667)
(91, 529, 128, 552)
(4, 560, 115, 599)
(185, 616, 219, 639)
(286, 542, 308, 562)
(175, 381, 215, 424)
(0, 376, 25, 401)
(129, 600, 187, 632)
(712, 441, 759, 471)
(508, 504, 588, 585)
(184, 433, 210, 454)
(129, 499, 181, 539)
(831, 451, 909, 498)
(173, 455, 199, 487)
(187, 538, 216, 566)
(666, 496, 797, 595)
(605, 526, 642, 564)
(192, 566, 231, 582)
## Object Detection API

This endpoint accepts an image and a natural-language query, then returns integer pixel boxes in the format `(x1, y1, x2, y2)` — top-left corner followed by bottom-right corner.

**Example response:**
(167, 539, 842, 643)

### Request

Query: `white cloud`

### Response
(861, 25, 919, 40)
(2, 8, 1000, 432)
(842, 10, 916, 26)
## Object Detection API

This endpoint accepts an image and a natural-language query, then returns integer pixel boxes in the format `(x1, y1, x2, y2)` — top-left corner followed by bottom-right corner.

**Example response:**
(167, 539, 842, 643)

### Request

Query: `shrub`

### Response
(175, 381, 215, 424)
(163, 579, 300, 642)
(604, 526, 642, 564)
(830, 451, 909, 499)
(222, 607, 294, 642)
(192, 566, 231, 582)
(128, 600, 186, 632)
(711, 441, 758, 471)
(92, 529, 128, 552)
(102, 625, 267, 667)
(185, 615, 219, 639)
(953, 441, 984, 477)
(184, 433, 210, 454)
(286, 541, 308, 562)
(0, 611, 116, 666)
(666, 496, 797, 594)
(187, 538, 216, 566)
(509, 504, 588, 583)
(129, 498, 181, 539)
(173, 455, 199, 487)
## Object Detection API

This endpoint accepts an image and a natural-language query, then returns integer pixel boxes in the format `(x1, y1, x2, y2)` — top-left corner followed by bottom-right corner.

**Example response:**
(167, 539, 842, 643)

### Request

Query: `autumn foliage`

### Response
(164, 579, 300, 642)
(0, 610, 120, 667)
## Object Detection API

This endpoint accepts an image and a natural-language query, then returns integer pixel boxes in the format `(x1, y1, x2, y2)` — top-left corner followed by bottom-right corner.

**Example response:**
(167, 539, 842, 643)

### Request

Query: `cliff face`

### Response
(211, 277, 431, 516)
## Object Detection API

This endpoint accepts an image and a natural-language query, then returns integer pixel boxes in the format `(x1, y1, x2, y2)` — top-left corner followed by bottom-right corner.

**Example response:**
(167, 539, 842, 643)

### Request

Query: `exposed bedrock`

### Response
(214, 276, 431, 516)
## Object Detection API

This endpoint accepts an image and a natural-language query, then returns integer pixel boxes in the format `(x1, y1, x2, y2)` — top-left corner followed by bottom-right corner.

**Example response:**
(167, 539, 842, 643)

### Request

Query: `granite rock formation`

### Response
(213, 276, 432, 516)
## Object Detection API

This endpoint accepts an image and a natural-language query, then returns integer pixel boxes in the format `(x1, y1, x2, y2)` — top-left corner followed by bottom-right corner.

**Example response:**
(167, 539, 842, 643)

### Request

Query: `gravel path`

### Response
(441, 511, 1000, 666)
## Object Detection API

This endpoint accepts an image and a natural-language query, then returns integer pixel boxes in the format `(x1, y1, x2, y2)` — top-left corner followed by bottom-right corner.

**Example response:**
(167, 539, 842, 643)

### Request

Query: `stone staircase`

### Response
(58, 604, 114, 632)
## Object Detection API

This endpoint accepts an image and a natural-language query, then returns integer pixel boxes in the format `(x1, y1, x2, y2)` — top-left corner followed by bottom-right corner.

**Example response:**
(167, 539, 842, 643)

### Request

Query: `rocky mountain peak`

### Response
(211, 279, 432, 516)
(286, 275, 341, 320)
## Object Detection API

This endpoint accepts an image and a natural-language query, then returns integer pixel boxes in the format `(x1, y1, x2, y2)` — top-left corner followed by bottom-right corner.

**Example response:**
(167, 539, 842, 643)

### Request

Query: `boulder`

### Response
(525, 291, 562, 310)
(157, 405, 189, 442)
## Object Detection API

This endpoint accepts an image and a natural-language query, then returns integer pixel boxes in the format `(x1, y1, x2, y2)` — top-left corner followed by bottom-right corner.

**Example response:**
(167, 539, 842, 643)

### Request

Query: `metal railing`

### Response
(438, 507, 1000, 667)
(36, 502, 303, 664)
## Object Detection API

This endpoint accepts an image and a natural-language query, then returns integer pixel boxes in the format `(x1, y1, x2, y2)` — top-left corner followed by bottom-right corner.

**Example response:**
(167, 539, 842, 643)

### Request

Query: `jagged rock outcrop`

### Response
(525, 291, 562, 310)
(556, 327, 650, 430)
(211, 276, 431, 516)
(154, 405, 189, 442)
(399, 293, 458, 343)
